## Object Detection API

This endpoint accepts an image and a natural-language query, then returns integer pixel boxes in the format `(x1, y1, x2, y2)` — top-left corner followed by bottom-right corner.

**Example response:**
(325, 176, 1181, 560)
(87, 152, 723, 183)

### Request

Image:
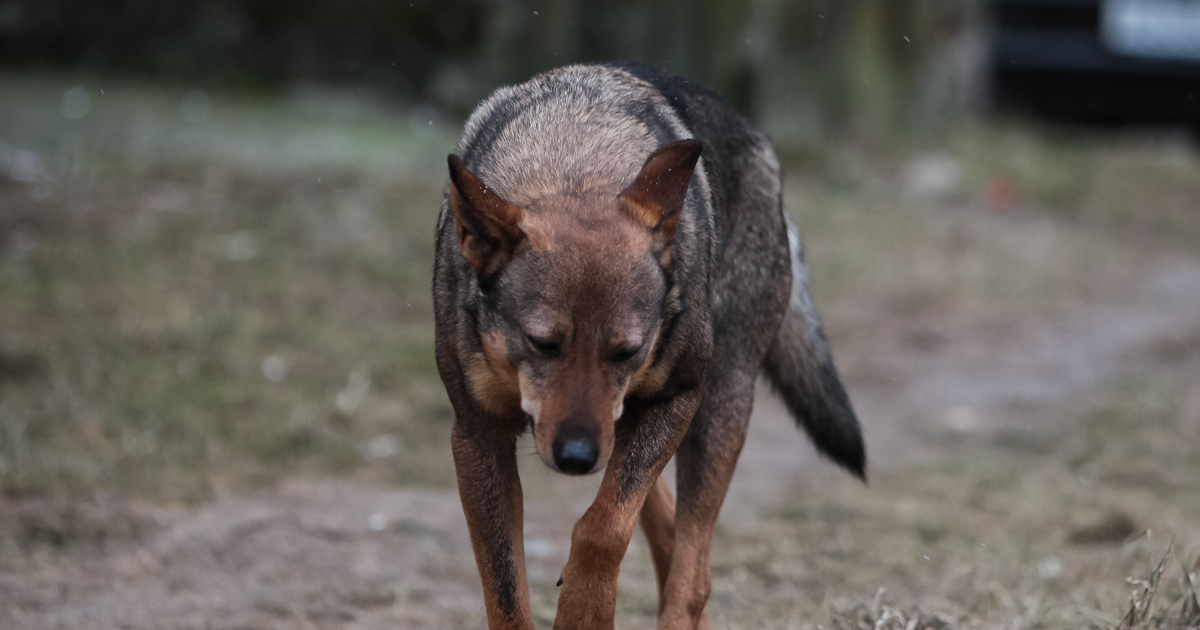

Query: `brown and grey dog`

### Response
(433, 63, 865, 630)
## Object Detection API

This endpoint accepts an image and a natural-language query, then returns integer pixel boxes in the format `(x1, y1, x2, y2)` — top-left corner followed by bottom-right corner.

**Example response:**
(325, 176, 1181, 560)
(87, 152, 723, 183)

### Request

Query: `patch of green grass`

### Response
(0, 78, 459, 500)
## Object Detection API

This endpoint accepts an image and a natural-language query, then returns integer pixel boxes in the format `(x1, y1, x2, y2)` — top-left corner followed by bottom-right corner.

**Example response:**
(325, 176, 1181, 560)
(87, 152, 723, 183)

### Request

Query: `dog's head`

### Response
(447, 140, 701, 475)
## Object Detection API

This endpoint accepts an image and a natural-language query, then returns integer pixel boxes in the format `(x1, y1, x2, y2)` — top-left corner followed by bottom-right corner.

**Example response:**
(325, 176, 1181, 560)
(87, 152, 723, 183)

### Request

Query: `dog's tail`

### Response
(762, 214, 866, 481)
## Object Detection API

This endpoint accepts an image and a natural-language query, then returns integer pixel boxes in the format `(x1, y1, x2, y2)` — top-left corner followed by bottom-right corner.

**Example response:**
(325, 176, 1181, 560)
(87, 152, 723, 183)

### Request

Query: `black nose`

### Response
(552, 434, 599, 475)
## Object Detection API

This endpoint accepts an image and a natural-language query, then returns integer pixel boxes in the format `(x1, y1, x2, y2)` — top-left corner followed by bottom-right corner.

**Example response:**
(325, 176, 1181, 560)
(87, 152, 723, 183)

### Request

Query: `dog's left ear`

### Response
(618, 139, 702, 250)
(448, 154, 526, 280)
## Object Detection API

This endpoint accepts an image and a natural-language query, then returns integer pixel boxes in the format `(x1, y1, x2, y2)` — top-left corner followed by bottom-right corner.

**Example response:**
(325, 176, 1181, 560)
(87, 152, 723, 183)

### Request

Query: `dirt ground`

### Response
(2, 79, 1199, 629)
(5, 218, 1200, 630)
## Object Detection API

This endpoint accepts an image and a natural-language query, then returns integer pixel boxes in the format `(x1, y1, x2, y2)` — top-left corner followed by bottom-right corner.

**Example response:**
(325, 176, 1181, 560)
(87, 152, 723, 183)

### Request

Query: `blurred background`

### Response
(0, 0, 990, 145)
(1, 1, 1199, 629)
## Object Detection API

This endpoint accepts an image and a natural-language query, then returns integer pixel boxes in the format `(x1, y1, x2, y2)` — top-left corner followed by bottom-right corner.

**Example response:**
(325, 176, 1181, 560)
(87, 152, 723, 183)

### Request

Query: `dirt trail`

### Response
(2, 484, 482, 629)
(4, 256, 1200, 629)
(724, 255, 1200, 517)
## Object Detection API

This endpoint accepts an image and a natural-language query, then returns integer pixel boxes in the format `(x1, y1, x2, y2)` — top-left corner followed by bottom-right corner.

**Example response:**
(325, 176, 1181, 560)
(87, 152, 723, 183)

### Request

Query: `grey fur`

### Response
(455, 65, 709, 212)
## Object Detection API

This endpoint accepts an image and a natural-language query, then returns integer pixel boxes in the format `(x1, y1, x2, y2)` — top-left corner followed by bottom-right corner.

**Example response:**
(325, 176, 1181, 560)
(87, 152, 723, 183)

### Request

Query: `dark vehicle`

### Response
(991, 0, 1200, 126)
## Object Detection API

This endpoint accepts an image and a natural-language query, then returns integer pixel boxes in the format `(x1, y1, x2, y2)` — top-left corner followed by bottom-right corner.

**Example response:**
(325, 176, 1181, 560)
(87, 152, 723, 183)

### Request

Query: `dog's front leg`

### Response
(639, 473, 676, 610)
(452, 422, 534, 630)
(553, 389, 702, 630)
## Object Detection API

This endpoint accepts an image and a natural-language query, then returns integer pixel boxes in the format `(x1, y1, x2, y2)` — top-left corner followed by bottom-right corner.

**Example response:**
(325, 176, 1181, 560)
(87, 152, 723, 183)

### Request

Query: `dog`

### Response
(433, 63, 865, 630)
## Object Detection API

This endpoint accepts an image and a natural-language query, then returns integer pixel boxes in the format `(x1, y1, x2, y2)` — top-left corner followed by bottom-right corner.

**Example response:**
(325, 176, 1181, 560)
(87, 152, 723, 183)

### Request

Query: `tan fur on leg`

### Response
(639, 474, 676, 610)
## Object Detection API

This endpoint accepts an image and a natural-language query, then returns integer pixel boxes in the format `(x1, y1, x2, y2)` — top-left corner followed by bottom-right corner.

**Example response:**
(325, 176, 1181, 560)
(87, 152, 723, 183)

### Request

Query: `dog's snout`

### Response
(552, 431, 599, 475)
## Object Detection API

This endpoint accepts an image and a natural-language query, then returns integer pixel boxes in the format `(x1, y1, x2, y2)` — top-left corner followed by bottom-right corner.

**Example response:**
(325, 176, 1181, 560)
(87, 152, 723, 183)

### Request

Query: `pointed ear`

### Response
(618, 139, 702, 246)
(448, 154, 525, 279)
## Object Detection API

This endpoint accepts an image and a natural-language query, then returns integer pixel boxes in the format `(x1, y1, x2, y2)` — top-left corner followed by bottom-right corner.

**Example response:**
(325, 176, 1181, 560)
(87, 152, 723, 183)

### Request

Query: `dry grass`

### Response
(596, 379, 1200, 630)
(1113, 541, 1200, 630)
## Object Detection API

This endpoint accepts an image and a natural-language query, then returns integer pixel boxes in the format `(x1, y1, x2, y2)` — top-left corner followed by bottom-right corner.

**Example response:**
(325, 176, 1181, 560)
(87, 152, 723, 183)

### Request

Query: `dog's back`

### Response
(612, 63, 866, 477)
(453, 66, 696, 209)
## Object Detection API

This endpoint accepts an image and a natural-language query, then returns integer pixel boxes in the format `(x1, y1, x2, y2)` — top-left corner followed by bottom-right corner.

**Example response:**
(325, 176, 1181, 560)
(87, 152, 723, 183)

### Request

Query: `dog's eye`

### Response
(527, 335, 561, 357)
(611, 348, 639, 363)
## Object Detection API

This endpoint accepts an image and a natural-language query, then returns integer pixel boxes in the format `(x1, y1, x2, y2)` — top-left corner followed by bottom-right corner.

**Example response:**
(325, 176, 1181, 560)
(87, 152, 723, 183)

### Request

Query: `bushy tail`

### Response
(763, 215, 866, 480)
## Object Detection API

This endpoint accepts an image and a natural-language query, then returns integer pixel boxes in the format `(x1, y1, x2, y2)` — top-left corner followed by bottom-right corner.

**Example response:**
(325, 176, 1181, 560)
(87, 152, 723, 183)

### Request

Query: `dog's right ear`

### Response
(618, 139, 702, 253)
(448, 154, 525, 279)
